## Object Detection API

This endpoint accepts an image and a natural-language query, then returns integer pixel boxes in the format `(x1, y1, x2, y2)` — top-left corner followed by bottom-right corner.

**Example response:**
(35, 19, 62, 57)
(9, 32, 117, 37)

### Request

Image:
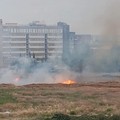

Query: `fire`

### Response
(62, 80, 76, 85)
(15, 77, 20, 83)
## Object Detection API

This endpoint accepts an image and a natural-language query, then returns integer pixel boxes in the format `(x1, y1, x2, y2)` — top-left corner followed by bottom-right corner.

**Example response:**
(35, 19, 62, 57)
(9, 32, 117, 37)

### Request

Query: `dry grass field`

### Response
(0, 80, 120, 120)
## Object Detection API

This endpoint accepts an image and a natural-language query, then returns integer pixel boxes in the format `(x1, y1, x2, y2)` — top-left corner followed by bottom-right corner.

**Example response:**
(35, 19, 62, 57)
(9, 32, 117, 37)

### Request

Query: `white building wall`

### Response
(0, 19, 4, 67)
(2, 23, 63, 61)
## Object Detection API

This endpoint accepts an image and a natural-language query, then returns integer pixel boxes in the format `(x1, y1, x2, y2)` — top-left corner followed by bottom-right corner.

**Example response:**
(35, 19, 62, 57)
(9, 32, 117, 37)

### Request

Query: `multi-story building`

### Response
(69, 32, 76, 54)
(0, 19, 3, 67)
(0, 20, 71, 65)
(70, 34, 93, 53)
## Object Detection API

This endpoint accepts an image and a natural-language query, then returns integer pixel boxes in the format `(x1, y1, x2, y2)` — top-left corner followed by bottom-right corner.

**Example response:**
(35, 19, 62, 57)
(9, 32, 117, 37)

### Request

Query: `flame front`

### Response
(62, 80, 76, 85)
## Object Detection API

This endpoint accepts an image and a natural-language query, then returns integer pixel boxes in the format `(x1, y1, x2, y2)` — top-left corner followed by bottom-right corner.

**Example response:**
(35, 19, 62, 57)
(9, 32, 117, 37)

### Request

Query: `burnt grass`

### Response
(0, 82, 119, 119)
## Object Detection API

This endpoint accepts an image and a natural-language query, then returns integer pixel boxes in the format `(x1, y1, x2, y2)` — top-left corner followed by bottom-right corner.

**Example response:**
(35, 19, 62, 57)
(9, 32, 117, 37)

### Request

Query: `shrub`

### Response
(69, 111, 76, 115)
(51, 113, 70, 120)
(110, 115, 120, 120)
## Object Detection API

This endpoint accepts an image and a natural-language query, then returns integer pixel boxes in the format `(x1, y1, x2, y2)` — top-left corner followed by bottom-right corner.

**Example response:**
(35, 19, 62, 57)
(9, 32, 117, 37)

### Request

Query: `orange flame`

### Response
(15, 77, 20, 83)
(62, 80, 76, 85)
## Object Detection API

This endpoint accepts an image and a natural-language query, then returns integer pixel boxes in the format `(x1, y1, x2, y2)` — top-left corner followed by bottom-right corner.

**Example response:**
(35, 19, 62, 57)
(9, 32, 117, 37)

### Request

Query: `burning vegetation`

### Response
(62, 80, 76, 85)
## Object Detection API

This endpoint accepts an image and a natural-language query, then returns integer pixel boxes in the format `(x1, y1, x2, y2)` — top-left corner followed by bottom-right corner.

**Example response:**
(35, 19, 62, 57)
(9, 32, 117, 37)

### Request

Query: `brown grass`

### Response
(0, 81, 120, 119)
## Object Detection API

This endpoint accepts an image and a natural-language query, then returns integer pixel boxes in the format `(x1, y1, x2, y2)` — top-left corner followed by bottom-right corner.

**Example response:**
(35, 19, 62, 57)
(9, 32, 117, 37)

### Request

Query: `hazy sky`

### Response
(0, 0, 120, 34)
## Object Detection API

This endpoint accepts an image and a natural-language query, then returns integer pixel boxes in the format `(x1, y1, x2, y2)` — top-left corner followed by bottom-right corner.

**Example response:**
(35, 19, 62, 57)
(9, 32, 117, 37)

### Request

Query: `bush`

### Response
(34, 114, 120, 120)
(51, 113, 70, 120)
(69, 111, 76, 115)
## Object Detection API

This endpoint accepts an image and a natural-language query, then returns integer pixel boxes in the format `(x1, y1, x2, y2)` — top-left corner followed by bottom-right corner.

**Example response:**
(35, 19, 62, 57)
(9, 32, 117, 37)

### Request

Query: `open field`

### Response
(0, 81, 120, 120)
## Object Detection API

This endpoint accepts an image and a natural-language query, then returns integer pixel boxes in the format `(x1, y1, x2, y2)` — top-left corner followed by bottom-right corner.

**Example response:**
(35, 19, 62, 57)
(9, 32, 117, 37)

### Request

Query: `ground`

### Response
(0, 80, 120, 120)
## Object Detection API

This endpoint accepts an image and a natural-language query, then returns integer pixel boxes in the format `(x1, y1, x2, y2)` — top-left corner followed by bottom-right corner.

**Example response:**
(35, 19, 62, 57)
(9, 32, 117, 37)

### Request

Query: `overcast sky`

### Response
(0, 0, 120, 34)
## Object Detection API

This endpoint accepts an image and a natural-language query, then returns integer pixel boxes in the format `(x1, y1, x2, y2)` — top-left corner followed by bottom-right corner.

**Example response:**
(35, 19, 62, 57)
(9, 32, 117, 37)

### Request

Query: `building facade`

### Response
(0, 20, 71, 64)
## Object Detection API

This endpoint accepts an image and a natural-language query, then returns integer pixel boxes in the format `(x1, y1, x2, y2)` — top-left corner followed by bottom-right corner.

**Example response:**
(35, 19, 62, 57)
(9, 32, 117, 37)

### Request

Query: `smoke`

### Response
(91, 1, 120, 72)
(0, 57, 76, 85)
(99, 1, 120, 35)
(71, 0, 120, 73)
(1, 1, 120, 85)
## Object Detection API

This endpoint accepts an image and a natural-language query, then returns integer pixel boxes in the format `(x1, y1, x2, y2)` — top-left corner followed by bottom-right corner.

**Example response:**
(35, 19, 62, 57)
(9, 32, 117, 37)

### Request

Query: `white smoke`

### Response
(0, 57, 74, 85)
